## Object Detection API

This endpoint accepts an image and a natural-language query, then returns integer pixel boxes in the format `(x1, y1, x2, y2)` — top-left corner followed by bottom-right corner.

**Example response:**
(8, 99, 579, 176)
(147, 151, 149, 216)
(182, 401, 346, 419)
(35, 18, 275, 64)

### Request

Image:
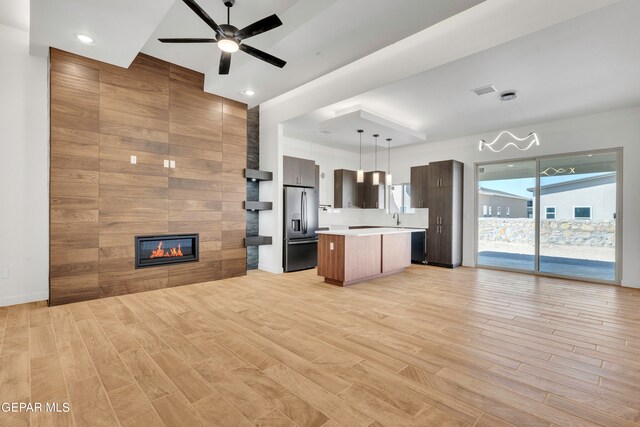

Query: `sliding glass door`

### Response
(538, 152, 617, 281)
(476, 150, 620, 283)
(477, 161, 536, 271)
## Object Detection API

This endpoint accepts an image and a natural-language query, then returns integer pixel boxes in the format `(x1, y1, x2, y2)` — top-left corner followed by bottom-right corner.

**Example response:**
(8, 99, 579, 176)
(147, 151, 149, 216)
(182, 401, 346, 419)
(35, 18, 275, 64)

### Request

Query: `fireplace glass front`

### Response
(135, 234, 199, 268)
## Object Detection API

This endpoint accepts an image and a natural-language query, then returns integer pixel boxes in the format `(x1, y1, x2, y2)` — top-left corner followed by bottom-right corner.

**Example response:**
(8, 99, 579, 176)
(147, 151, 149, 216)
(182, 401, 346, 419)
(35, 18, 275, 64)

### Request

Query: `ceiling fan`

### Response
(159, 0, 286, 75)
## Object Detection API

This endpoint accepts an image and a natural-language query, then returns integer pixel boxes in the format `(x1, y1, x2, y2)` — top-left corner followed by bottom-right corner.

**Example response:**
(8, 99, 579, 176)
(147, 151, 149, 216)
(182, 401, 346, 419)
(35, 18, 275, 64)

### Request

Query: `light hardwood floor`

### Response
(2, 266, 640, 426)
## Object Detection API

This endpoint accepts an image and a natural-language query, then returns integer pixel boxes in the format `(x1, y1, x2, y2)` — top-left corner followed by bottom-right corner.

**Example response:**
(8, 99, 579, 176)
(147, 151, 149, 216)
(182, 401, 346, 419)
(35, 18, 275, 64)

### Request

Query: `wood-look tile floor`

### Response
(2, 266, 640, 426)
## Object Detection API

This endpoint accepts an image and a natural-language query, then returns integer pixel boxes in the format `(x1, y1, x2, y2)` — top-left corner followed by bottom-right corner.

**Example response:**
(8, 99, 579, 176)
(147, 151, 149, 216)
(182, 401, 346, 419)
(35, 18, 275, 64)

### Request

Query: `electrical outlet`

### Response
(130, 155, 137, 164)
(163, 159, 169, 168)
(170, 160, 176, 169)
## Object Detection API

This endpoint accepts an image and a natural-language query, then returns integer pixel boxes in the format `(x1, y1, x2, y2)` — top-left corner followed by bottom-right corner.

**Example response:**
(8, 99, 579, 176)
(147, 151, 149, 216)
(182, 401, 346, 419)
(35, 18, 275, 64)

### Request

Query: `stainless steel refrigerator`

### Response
(283, 186, 318, 272)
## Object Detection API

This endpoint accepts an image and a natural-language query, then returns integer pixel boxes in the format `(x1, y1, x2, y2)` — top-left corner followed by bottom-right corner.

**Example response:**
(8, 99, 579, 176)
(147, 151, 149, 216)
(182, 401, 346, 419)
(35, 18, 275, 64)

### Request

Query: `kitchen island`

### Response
(316, 228, 413, 286)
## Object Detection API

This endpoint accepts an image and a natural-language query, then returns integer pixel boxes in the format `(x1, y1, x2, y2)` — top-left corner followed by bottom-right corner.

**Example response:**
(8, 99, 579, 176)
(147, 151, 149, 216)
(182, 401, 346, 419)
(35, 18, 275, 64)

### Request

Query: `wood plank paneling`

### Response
(50, 49, 247, 305)
(49, 50, 101, 306)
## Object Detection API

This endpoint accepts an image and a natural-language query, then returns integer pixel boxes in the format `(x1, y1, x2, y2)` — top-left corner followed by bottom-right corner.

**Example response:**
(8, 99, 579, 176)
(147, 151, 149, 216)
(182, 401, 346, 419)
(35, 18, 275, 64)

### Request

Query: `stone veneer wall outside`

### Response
(246, 106, 260, 269)
(478, 218, 615, 247)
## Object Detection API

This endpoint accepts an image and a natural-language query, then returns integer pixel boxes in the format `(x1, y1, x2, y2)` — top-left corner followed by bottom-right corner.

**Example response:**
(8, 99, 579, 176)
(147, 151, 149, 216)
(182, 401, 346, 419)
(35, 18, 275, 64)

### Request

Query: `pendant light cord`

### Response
(374, 134, 379, 171)
(387, 138, 391, 173)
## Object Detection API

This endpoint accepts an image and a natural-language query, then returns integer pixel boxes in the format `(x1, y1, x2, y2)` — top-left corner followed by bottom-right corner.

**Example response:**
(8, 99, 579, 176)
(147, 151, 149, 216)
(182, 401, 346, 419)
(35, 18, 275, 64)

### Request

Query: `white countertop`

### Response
(316, 227, 416, 237)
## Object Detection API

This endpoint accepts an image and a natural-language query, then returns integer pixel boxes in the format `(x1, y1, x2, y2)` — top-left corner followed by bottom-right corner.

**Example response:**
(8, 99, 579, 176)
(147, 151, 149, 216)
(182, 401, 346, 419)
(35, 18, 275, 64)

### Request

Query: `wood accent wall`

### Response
(49, 48, 247, 305)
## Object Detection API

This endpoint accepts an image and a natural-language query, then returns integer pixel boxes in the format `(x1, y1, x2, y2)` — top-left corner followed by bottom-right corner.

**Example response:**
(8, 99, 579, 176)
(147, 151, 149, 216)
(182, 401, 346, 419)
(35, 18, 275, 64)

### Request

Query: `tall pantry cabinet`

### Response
(426, 160, 463, 268)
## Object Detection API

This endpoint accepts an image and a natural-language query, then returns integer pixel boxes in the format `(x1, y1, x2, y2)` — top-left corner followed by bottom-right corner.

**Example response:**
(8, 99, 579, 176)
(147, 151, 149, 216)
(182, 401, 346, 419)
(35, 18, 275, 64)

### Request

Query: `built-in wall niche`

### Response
(135, 234, 199, 268)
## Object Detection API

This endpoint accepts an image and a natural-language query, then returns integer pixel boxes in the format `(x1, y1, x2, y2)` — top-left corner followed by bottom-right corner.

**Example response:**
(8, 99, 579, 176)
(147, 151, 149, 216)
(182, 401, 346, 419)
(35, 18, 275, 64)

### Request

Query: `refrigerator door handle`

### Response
(302, 190, 307, 234)
(300, 190, 305, 234)
(287, 239, 318, 245)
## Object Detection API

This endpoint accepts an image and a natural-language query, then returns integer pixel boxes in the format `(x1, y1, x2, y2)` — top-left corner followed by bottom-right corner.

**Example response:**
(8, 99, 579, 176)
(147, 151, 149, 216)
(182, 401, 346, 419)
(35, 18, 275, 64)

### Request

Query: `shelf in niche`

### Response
(244, 169, 273, 182)
(244, 201, 272, 211)
(244, 236, 272, 247)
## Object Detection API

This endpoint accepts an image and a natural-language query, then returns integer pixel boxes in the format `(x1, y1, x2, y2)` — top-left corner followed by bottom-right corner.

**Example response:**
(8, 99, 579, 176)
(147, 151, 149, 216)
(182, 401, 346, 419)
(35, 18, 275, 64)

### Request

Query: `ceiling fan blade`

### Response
(158, 38, 216, 43)
(219, 52, 231, 75)
(239, 44, 286, 68)
(235, 14, 283, 40)
(181, 0, 224, 37)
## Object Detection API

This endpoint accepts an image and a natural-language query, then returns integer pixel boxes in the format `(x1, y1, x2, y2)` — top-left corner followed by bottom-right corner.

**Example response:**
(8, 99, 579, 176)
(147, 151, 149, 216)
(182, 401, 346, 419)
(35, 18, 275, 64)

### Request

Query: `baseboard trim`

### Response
(0, 292, 49, 307)
(258, 264, 283, 274)
(622, 279, 640, 289)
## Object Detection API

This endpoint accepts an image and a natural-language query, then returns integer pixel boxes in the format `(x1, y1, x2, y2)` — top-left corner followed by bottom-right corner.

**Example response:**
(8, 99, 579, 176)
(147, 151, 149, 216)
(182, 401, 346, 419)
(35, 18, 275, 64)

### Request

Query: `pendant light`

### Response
(372, 134, 380, 186)
(386, 138, 393, 186)
(356, 129, 364, 183)
(479, 91, 539, 152)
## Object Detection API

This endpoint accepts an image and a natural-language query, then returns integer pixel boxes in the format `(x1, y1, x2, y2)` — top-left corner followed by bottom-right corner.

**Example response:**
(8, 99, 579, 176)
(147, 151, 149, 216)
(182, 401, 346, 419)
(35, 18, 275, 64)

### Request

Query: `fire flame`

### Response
(149, 241, 183, 258)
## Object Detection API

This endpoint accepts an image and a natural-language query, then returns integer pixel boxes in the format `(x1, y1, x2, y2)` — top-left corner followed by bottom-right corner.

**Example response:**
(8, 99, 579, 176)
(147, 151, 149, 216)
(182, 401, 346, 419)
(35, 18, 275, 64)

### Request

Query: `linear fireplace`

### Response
(135, 234, 199, 268)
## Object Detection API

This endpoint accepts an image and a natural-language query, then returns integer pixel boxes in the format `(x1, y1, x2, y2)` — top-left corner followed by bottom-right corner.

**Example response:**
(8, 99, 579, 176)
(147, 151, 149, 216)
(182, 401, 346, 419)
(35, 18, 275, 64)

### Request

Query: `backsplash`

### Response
(319, 208, 429, 229)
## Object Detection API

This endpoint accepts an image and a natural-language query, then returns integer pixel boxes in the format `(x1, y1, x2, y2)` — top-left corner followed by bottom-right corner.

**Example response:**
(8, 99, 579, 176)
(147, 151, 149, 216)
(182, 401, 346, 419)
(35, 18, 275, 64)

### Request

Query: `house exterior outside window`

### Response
(545, 206, 556, 219)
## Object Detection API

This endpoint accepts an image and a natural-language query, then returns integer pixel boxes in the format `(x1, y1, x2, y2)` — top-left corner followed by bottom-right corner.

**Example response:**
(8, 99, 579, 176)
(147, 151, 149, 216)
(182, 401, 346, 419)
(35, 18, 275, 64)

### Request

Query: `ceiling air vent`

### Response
(471, 84, 496, 96)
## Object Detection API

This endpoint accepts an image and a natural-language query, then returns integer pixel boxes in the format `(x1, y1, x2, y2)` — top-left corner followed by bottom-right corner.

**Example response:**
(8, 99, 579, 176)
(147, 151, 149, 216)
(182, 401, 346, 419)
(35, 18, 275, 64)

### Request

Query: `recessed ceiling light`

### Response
(507, 164, 514, 168)
(241, 89, 255, 97)
(500, 91, 517, 101)
(75, 33, 94, 44)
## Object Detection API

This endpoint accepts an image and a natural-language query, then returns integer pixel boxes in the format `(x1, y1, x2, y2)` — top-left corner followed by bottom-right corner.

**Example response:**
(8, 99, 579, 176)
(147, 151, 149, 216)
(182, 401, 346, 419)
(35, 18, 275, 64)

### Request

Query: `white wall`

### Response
(0, 24, 49, 306)
(382, 107, 640, 287)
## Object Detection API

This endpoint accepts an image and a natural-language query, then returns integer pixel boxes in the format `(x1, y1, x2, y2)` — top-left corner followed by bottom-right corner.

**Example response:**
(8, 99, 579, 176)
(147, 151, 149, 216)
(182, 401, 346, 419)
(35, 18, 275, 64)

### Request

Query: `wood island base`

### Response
(317, 229, 412, 286)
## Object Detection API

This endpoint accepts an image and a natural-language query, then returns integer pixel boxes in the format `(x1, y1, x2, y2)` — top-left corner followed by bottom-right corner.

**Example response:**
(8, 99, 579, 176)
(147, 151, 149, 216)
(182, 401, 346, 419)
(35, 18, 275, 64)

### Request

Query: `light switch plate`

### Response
(130, 155, 137, 164)
(330, 242, 334, 251)
(170, 160, 176, 169)
(164, 159, 169, 168)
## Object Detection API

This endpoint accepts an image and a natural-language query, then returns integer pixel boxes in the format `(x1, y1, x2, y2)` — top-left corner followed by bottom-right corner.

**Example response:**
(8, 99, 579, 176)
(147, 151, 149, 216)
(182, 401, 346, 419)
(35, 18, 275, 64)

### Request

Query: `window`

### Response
(574, 206, 591, 220)
(497, 207, 501, 217)
(488, 206, 492, 216)
(482, 205, 488, 216)
(389, 184, 415, 214)
(506, 207, 510, 217)
(545, 206, 556, 219)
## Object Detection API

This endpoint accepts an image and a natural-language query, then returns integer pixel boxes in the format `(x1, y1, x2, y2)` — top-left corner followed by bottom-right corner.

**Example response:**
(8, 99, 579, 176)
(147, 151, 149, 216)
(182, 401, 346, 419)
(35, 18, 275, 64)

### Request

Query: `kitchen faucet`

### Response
(392, 212, 401, 226)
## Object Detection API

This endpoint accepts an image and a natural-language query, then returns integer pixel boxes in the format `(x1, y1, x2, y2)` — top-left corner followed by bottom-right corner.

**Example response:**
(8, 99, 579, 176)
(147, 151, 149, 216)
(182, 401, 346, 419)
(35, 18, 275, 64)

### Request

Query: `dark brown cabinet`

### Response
(283, 156, 316, 187)
(426, 160, 463, 268)
(410, 165, 429, 208)
(428, 160, 454, 188)
(334, 169, 385, 209)
(334, 169, 359, 208)
(358, 171, 386, 209)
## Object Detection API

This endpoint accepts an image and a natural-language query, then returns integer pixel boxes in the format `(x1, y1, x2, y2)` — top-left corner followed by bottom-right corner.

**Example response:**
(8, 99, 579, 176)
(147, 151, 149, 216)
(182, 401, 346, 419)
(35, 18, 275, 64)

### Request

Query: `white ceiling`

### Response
(28, 0, 485, 105)
(0, 0, 29, 31)
(30, 0, 175, 65)
(283, 0, 640, 152)
(317, 109, 426, 149)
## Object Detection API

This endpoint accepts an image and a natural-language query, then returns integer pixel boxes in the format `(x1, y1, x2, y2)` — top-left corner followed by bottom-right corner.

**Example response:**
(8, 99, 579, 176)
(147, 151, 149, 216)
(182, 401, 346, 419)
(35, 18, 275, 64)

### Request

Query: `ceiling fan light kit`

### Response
(218, 38, 239, 53)
(159, 0, 286, 75)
